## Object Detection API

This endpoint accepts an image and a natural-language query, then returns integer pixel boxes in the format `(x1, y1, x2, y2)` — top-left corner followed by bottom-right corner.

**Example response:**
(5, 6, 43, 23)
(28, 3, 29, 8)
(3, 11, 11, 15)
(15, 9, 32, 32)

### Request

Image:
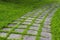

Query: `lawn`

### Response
(0, 0, 42, 29)
(51, 8, 60, 40)
(0, 0, 55, 29)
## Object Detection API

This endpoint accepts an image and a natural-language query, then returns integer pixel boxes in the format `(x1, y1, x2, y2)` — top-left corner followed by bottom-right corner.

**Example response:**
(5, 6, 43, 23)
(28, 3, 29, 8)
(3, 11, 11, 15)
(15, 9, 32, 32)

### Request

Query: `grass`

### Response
(51, 8, 60, 40)
(0, 1, 42, 29)
(0, 0, 59, 29)
(0, 0, 60, 40)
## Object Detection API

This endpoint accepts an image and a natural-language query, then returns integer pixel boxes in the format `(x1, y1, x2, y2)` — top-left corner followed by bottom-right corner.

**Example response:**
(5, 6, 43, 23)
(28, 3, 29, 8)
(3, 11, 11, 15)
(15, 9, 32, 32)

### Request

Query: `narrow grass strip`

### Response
(35, 12, 49, 40)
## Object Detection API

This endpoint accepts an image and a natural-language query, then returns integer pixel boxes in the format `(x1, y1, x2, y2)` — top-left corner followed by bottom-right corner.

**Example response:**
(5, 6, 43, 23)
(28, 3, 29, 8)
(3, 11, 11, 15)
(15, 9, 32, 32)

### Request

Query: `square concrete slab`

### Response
(44, 19, 50, 23)
(33, 13, 38, 15)
(29, 26, 38, 31)
(25, 19, 32, 22)
(41, 32, 51, 38)
(44, 21, 51, 25)
(0, 32, 7, 37)
(35, 20, 40, 22)
(35, 23, 40, 25)
(40, 37, 51, 40)
(32, 24, 39, 27)
(25, 21, 32, 23)
(44, 25, 51, 29)
(21, 17, 26, 18)
(27, 18, 34, 20)
(2, 28, 11, 32)
(46, 18, 51, 21)
(32, 16, 36, 17)
(36, 19, 41, 21)
(8, 23, 16, 27)
(29, 16, 35, 18)
(42, 28, 51, 33)
(23, 35, 36, 40)
(18, 25, 27, 29)
(38, 17, 43, 19)
(8, 34, 21, 39)
(27, 30, 37, 35)
(40, 15, 44, 17)
(30, 25, 38, 27)
(14, 29, 25, 33)
(33, 24, 40, 27)
(35, 21, 41, 24)
(22, 21, 31, 25)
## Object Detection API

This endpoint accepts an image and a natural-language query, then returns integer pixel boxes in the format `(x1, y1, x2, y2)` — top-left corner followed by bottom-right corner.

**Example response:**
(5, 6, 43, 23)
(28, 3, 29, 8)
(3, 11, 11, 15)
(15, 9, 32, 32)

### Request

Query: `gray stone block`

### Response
(14, 29, 25, 33)
(33, 24, 40, 27)
(20, 17, 26, 18)
(23, 35, 36, 40)
(42, 28, 51, 33)
(31, 25, 38, 27)
(44, 24, 49, 27)
(40, 37, 51, 40)
(18, 25, 27, 29)
(30, 16, 35, 18)
(38, 17, 43, 19)
(8, 23, 16, 27)
(27, 30, 37, 35)
(36, 19, 41, 21)
(22, 21, 31, 25)
(41, 32, 51, 38)
(29, 26, 38, 31)
(44, 21, 51, 25)
(35, 20, 42, 24)
(8, 34, 21, 39)
(2, 28, 11, 32)
(44, 25, 51, 29)
(25, 19, 32, 22)
(0, 32, 7, 37)
(27, 18, 34, 20)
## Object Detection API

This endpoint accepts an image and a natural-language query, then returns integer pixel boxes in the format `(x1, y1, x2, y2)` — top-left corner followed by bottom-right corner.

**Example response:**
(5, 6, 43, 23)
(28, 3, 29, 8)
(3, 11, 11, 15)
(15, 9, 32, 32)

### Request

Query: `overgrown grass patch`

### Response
(51, 8, 60, 40)
(0, 0, 58, 29)
(0, 1, 37, 28)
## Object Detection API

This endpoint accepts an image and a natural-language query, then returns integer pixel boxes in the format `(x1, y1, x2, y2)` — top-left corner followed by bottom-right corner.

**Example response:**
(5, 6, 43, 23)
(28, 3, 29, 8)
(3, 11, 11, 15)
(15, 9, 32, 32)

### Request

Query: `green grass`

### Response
(0, 0, 59, 29)
(0, 1, 41, 29)
(0, 0, 54, 29)
(0, 0, 60, 40)
(51, 8, 60, 40)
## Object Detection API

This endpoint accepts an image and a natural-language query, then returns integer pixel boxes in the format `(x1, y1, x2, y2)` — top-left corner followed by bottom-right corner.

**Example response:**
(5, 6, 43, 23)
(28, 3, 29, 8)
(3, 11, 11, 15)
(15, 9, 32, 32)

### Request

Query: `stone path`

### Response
(0, 4, 59, 40)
